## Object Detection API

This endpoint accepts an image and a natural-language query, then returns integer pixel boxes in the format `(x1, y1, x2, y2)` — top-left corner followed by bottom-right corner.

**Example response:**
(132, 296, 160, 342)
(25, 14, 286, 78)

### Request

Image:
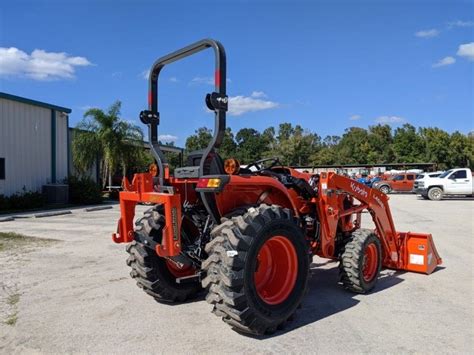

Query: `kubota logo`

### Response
(350, 182, 368, 198)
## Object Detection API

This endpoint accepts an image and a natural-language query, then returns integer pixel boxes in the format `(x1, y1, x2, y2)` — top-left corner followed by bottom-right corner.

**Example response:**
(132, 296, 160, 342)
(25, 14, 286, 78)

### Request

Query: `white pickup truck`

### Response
(413, 168, 474, 200)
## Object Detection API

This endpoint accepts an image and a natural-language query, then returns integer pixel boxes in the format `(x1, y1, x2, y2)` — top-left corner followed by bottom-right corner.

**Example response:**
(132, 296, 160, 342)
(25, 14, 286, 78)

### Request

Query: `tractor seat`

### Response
(174, 149, 224, 179)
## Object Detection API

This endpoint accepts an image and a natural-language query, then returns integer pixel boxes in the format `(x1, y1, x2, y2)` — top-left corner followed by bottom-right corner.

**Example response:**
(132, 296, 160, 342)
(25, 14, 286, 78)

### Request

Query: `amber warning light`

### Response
(224, 158, 240, 175)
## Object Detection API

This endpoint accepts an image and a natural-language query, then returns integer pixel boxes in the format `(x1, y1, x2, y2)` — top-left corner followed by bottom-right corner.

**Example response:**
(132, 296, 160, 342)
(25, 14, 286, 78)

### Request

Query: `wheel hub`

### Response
(362, 243, 378, 282)
(254, 236, 298, 305)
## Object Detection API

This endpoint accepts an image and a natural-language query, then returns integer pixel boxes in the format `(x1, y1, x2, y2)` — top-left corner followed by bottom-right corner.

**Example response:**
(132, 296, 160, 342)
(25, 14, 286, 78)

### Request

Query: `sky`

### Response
(1, 0, 473, 147)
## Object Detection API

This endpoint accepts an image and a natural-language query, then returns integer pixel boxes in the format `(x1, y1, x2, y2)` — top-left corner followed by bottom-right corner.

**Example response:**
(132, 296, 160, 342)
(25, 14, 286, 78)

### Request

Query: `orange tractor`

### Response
(113, 39, 442, 335)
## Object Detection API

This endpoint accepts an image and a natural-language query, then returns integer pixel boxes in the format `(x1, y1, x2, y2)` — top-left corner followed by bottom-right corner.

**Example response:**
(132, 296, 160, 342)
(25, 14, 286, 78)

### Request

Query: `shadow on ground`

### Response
(149, 260, 406, 337)
(246, 261, 405, 339)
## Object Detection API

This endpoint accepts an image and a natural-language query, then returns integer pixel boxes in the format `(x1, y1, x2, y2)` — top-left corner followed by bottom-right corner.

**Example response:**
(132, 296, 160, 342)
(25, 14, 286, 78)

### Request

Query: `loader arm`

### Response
(318, 172, 442, 274)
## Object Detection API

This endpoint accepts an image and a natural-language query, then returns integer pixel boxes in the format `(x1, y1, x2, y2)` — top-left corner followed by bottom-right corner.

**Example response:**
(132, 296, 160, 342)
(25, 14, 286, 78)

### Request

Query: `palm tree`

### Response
(72, 101, 145, 189)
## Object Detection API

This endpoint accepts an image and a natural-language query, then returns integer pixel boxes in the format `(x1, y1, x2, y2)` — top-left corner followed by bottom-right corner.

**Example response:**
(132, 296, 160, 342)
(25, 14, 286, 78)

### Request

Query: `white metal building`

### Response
(0, 92, 71, 197)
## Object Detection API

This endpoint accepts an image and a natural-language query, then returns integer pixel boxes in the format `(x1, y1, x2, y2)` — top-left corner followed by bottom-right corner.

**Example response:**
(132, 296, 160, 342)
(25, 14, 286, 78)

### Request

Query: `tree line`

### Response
(185, 123, 474, 169)
(72, 102, 473, 184)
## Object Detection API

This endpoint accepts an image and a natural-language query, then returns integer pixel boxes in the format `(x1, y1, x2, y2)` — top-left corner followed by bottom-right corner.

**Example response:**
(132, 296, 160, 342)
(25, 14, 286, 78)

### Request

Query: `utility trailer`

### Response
(113, 39, 442, 335)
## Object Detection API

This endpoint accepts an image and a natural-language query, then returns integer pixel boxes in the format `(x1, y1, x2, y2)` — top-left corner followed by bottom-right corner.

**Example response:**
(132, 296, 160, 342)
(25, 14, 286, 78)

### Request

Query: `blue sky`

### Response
(1, 0, 473, 146)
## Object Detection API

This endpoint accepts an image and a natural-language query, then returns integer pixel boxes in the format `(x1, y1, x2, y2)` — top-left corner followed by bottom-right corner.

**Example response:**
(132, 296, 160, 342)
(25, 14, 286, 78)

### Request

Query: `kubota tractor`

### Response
(113, 39, 442, 335)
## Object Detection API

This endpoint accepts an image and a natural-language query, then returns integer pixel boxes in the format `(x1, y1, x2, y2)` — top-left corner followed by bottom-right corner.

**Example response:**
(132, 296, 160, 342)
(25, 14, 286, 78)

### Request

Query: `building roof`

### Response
(0, 92, 72, 113)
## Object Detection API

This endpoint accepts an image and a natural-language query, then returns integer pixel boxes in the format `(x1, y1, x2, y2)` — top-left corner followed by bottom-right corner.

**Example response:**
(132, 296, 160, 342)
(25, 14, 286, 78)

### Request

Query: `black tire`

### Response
(126, 206, 201, 302)
(428, 187, 443, 201)
(379, 185, 390, 194)
(339, 229, 382, 293)
(202, 204, 309, 335)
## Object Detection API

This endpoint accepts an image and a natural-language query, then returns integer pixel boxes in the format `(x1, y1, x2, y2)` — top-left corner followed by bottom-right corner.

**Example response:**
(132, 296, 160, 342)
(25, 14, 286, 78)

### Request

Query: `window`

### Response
(407, 175, 414, 180)
(439, 170, 453, 178)
(452, 170, 467, 179)
(0, 158, 4, 180)
(393, 175, 404, 181)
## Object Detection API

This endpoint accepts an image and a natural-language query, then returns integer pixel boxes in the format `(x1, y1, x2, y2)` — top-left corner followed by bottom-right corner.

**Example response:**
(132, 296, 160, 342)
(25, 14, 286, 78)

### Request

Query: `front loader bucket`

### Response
(399, 232, 442, 274)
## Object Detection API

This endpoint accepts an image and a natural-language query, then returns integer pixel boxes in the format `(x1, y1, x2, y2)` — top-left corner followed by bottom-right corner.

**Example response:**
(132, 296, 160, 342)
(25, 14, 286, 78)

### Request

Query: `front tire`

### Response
(202, 204, 309, 335)
(339, 229, 382, 293)
(126, 206, 201, 303)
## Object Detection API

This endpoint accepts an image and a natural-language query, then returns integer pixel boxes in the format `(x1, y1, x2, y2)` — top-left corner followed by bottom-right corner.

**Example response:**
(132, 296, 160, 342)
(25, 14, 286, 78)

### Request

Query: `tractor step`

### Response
(176, 272, 202, 284)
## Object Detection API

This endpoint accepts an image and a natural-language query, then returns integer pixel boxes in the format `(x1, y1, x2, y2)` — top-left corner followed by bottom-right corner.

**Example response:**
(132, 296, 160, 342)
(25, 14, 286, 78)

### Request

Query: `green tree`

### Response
(277, 124, 321, 165)
(185, 127, 213, 152)
(235, 128, 266, 163)
(219, 128, 238, 159)
(367, 124, 394, 163)
(336, 127, 371, 164)
(419, 127, 450, 168)
(448, 131, 472, 168)
(73, 101, 144, 189)
(392, 124, 425, 163)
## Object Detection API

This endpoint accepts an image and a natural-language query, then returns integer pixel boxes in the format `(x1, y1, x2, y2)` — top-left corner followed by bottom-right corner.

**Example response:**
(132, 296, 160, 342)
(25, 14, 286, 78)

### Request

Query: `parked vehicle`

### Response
(415, 171, 444, 180)
(413, 172, 443, 193)
(414, 168, 474, 200)
(367, 175, 385, 188)
(110, 39, 442, 335)
(373, 173, 417, 194)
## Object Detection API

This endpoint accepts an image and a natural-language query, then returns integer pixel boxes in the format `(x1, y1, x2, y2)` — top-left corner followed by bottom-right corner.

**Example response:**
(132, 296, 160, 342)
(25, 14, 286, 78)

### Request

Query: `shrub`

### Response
(0, 189, 46, 211)
(0, 195, 10, 211)
(68, 176, 103, 204)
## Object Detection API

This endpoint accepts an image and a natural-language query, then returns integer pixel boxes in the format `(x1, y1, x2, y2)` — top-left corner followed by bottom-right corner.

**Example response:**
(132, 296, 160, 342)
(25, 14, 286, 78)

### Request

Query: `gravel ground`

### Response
(0, 195, 472, 354)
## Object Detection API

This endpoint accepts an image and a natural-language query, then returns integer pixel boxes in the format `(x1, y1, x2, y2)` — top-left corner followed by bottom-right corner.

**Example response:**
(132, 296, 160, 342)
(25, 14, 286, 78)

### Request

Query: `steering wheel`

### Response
(245, 157, 282, 173)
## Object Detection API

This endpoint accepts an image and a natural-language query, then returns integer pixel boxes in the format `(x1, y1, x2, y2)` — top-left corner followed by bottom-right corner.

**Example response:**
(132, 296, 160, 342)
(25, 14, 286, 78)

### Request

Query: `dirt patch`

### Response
(0, 232, 58, 254)
(0, 232, 59, 327)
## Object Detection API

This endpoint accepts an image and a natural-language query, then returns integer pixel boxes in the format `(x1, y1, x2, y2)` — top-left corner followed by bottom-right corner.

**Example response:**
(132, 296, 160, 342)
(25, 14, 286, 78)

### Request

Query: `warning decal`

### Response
(409, 254, 424, 265)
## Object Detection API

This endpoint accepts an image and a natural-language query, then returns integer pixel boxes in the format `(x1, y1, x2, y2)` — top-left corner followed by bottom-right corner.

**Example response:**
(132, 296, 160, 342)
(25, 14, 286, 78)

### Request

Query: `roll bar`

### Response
(139, 39, 228, 187)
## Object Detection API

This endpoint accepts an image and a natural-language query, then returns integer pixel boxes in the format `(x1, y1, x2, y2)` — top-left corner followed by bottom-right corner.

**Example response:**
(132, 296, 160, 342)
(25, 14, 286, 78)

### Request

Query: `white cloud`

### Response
(251, 91, 267, 98)
(169, 76, 179, 83)
(375, 116, 406, 124)
(190, 76, 214, 85)
(415, 29, 440, 38)
(189, 76, 232, 85)
(349, 114, 361, 121)
(432, 56, 456, 68)
(228, 94, 279, 116)
(0, 47, 92, 80)
(447, 20, 474, 28)
(457, 42, 474, 61)
(78, 105, 94, 111)
(141, 69, 150, 80)
(158, 134, 178, 143)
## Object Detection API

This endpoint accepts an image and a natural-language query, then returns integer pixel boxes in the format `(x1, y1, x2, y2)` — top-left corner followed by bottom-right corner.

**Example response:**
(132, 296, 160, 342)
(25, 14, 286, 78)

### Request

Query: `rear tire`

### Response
(379, 185, 390, 194)
(339, 229, 382, 293)
(126, 206, 201, 303)
(428, 187, 443, 201)
(202, 204, 309, 335)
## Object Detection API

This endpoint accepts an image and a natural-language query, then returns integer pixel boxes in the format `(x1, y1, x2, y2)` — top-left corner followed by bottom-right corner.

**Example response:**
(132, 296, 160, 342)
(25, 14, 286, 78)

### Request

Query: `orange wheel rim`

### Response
(254, 236, 298, 305)
(166, 260, 196, 278)
(362, 243, 378, 282)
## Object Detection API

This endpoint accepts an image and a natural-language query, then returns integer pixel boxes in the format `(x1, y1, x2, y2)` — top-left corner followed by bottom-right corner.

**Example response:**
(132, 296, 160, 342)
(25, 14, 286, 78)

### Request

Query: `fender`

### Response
(214, 175, 300, 217)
